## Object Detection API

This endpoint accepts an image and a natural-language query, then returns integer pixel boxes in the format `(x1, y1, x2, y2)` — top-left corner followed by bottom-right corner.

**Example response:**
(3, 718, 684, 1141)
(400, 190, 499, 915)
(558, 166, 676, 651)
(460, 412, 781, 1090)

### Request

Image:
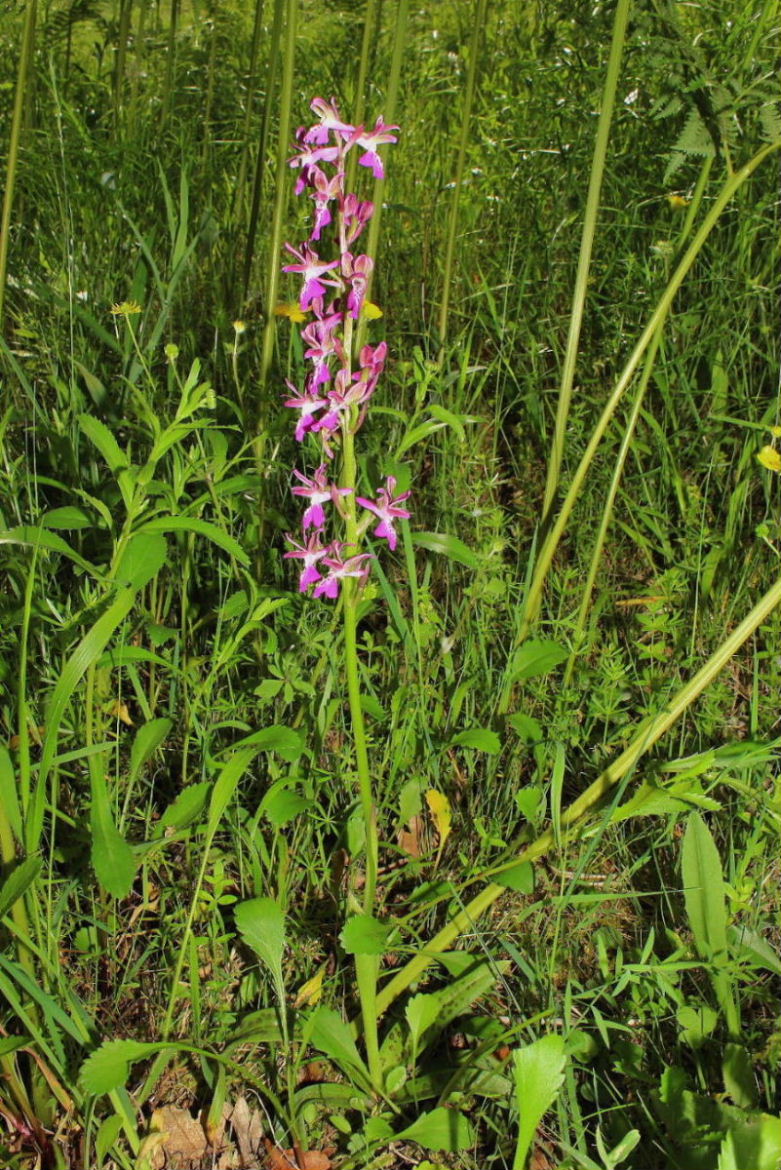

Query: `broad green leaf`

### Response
(396, 1107, 475, 1152)
(231, 725, 304, 762)
(722, 1043, 757, 1109)
(728, 925, 781, 975)
(340, 914, 394, 956)
(509, 639, 568, 682)
(676, 1003, 717, 1047)
(495, 861, 534, 894)
(0, 1035, 32, 1058)
(449, 728, 501, 754)
(138, 516, 249, 567)
(96, 1115, 124, 1166)
(395, 419, 449, 458)
(234, 898, 286, 988)
(157, 782, 210, 834)
(309, 1006, 370, 1082)
(35, 585, 139, 850)
(405, 993, 441, 1052)
(114, 532, 168, 590)
(0, 856, 42, 919)
(206, 748, 258, 836)
(78, 413, 129, 474)
(40, 506, 94, 529)
(727, 1114, 781, 1170)
(261, 786, 313, 829)
(90, 797, 135, 899)
(512, 1034, 567, 1170)
(0, 525, 99, 576)
(79, 1039, 162, 1095)
(129, 718, 172, 786)
(681, 812, 728, 961)
(412, 531, 479, 569)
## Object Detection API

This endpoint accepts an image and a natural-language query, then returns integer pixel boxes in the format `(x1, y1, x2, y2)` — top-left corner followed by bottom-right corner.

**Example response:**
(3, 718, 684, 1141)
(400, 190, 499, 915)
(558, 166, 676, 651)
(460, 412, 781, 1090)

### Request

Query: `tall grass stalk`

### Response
(256, 0, 296, 398)
(0, 0, 37, 330)
(563, 155, 715, 685)
(436, 0, 486, 356)
(510, 140, 781, 663)
(354, 0, 408, 354)
(541, 0, 630, 521)
(370, 567, 781, 1019)
(243, 0, 285, 296)
(234, 0, 266, 221)
(346, 0, 379, 194)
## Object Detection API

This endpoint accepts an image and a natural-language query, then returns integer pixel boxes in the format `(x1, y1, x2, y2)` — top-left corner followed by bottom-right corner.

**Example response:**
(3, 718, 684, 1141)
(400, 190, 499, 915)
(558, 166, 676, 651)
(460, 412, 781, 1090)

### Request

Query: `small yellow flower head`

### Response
(667, 194, 690, 209)
(757, 445, 781, 473)
(233, 319, 247, 334)
(165, 343, 179, 361)
(274, 301, 308, 323)
(361, 300, 383, 320)
(110, 300, 142, 316)
(770, 425, 781, 439)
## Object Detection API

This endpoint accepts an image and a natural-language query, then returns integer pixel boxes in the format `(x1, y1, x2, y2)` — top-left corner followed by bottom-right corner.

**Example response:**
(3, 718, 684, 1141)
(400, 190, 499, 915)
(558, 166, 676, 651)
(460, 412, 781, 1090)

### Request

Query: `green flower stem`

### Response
(340, 421, 382, 1090)
(366, 569, 781, 1021)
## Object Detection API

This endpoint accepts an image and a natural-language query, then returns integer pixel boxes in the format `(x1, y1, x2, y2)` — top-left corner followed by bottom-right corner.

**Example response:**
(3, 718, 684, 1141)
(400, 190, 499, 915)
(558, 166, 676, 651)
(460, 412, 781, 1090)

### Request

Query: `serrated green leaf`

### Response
(231, 724, 304, 762)
(157, 782, 211, 834)
(340, 914, 394, 956)
(80, 1039, 161, 1095)
(396, 1107, 475, 1152)
(40, 506, 94, 530)
(405, 993, 441, 1053)
(509, 639, 568, 682)
(129, 718, 172, 786)
(495, 861, 534, 893)
(78, 414, 129, 474)
(114, 532, 168, 590)
(91, 799, 135, 900)
(309, 1006, 370, 1082)
(449, 728, 501, 754)
(512, 1034, 567, 1170)
(235, 898, 286, 984)
(412, 531, 479, 569)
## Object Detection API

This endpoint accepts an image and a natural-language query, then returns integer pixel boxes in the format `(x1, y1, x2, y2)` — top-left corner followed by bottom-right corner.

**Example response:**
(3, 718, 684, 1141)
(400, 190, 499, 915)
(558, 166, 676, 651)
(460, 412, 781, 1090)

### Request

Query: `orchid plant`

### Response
(280, 97, 406, 1086)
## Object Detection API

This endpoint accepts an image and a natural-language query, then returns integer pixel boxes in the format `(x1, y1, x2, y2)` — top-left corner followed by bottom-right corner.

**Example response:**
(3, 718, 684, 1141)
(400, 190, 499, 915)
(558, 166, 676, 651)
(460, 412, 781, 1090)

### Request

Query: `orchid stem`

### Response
(341, 424, 382, 1089)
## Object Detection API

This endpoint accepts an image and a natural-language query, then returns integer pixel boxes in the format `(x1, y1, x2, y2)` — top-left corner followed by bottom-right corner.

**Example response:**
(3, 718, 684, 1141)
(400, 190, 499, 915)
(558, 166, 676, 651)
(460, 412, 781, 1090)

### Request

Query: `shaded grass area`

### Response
(0, 1, 780, 1168)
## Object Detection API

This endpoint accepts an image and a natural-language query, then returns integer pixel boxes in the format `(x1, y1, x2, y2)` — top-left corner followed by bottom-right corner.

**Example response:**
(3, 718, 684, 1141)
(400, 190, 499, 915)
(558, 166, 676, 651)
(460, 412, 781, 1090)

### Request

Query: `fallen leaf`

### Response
(149, 1105, 207, 1167)
(425, 789, 452, 849)
(230, 1096, 264, 1166)
(293, 965, 325, 1008)
(398, 814, 425, 858)
(265, 1141, 332, 1169)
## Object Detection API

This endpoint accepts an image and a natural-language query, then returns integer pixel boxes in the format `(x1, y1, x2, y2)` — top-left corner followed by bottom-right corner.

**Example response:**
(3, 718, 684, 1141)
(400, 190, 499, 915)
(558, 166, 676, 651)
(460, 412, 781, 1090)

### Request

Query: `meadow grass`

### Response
(0, 1, 780, 1168)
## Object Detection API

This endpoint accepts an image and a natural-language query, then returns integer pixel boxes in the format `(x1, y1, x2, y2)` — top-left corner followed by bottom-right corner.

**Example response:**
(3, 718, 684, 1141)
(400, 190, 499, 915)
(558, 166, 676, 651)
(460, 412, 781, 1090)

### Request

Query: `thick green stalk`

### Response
(0, 0, 37, 330)
(370, 570, 781, 1019)
(436, 0, 486, 355)
(506, 141, 780, 676)
(541, 0, 631, 521)
(234, 0, 266, 222)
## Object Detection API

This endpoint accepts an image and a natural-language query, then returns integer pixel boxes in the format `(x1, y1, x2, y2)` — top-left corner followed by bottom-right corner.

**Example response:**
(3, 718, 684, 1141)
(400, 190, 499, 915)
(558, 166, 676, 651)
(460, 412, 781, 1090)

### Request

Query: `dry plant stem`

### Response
(541, 0, 630, 520)
(0, 0, 37, 329)
(508, 140, 781, 675)
(370, 569, 781, 1019)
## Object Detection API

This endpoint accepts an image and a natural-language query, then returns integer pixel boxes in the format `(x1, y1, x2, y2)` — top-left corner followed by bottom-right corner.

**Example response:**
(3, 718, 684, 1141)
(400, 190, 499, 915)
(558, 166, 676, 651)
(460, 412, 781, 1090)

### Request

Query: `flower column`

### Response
(280, 99, 408, 1087)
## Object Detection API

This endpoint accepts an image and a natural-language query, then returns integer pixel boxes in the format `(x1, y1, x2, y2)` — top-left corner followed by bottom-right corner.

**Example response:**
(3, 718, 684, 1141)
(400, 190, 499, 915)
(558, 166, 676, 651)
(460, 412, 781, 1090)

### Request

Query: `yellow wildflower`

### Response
(667, 194, 690, 209)
(274, 302, 308, 323)
(110, 300, 142, 315)
(757, 445, 781, 473)
(361, 300, 383, 320)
